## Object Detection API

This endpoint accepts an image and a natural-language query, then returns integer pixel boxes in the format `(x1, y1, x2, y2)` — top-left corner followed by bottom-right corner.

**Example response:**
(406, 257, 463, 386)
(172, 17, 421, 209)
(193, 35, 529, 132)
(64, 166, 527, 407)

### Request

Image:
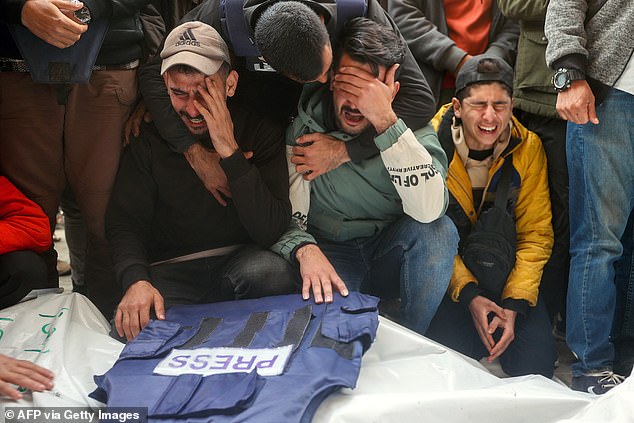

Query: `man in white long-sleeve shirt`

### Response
(272, 18, 458, 335)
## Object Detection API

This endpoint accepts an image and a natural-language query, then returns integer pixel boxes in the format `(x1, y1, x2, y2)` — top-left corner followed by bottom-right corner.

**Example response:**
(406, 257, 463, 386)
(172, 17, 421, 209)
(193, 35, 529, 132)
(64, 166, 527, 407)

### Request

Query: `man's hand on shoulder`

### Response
(115, 280, 165, 342)
(292, 133, 350, 180)
(185, 143, 232, 206)
(295, 244, 349, 304)
(332, 64, 399, 134)
(556, 79, 600, 125)
(124, 101, 153, 146)
(21, 0, 87, 49)
(184, 143, 253, 205)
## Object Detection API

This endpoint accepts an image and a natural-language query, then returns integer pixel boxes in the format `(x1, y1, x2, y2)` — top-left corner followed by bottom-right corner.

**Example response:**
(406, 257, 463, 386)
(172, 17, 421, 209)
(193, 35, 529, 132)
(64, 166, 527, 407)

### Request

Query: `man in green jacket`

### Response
(497, 0, 569, 328)
(272, 18, 458, 335)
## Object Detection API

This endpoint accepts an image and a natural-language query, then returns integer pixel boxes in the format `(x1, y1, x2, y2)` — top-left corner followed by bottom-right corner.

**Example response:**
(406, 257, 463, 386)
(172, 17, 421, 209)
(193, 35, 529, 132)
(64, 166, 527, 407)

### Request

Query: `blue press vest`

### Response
(91, 292, 379, 422)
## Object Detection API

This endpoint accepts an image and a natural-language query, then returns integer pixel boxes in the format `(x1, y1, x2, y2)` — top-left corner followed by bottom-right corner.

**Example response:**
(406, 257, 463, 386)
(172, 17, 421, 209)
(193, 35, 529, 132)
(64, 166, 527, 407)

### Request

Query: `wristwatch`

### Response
(74, 6, 92, 24)
(552, 68, 584, 92)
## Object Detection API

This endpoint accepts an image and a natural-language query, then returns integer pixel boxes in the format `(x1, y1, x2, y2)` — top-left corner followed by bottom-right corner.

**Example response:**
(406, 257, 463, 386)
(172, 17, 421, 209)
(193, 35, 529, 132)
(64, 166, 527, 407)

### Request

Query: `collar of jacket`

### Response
(437, 106, 521, 165)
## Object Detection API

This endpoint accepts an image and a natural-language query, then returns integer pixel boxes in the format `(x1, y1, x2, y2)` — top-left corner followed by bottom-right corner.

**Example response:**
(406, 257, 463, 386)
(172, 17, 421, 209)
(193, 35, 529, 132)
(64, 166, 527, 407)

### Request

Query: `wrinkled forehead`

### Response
(462, 81, 512, 101)
(334, 52, 386, 81)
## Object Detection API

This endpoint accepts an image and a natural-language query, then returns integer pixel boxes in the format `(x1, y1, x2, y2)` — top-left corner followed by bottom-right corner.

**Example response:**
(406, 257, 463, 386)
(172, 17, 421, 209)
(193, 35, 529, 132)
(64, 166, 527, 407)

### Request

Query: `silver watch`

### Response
(74, 6, 92, 24)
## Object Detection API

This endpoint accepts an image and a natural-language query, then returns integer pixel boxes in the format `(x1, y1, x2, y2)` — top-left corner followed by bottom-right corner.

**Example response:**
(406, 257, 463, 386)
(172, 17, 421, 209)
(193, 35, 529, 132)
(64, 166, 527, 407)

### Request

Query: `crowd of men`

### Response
(1, 0, 632, 401)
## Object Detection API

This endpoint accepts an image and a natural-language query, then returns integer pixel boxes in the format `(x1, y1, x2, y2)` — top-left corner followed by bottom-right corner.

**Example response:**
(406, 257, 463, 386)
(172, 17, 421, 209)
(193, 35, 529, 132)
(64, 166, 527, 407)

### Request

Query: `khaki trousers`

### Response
(0, 69, 137, 318)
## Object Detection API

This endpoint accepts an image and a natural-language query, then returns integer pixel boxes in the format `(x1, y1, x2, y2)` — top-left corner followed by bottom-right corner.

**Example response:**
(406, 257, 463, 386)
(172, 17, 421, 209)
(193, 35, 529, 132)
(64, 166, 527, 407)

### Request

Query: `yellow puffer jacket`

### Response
(431, 104, 553, 306)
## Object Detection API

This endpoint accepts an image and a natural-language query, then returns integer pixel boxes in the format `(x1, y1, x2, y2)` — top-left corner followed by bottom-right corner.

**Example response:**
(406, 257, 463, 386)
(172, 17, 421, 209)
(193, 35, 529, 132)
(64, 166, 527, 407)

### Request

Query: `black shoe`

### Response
(614, 339, 634, 376)
(571, 370, 626, 395)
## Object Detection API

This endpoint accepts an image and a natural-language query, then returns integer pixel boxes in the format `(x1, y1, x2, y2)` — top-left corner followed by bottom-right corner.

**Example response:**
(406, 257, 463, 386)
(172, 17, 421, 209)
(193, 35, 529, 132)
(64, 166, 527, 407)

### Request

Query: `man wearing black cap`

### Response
(425, 55, 557, 378)
(106, 21, 296, 342)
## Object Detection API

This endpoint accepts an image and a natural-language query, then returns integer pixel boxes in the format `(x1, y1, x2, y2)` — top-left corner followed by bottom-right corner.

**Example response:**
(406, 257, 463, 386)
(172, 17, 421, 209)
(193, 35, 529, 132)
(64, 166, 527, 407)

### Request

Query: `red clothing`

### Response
(444, 0, 492, 55)
(442, 0, 493, 88)
(0, 176, 51, 255)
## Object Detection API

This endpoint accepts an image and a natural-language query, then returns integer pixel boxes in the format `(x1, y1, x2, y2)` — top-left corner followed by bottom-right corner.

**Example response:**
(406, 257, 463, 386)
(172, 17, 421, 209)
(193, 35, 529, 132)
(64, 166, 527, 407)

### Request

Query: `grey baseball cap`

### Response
(160, 21, 231, 76)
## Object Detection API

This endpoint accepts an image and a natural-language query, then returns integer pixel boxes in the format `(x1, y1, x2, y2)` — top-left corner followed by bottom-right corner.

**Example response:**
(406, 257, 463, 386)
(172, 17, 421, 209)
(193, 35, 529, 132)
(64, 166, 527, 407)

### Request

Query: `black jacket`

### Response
(138, 0, 435, 159)
(106, 103, 291, 291)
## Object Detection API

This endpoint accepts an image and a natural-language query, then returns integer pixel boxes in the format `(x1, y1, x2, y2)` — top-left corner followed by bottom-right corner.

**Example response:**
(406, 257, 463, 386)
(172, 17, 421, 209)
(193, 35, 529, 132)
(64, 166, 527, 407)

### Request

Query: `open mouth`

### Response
(478, 124, 497, 134)
(343, 108, 364, 125)
(182, 113, 206, 127)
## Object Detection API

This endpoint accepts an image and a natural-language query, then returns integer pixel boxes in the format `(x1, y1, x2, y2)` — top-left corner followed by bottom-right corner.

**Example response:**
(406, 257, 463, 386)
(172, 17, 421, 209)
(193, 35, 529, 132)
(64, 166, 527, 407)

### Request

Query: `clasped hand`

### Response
(468, 295, 517, 362)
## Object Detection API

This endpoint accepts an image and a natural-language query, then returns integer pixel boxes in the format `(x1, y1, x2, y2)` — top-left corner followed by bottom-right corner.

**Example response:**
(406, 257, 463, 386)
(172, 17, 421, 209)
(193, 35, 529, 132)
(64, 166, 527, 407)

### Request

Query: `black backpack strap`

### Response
(493, 155, 513, 209)
(335, 0, 368, 36)
(220, 0, 260, 57)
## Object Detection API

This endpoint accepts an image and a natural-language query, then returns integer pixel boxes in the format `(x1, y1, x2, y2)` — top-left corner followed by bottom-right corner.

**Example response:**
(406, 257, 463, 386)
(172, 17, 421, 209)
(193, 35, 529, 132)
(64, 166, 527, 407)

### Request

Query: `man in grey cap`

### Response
(106, 21, 296, 341)
(425, 54, 557, 378)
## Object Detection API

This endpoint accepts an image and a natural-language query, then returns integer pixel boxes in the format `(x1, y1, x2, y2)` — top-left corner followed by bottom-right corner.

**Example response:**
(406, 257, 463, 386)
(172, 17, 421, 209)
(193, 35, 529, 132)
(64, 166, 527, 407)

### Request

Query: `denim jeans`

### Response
(614, 211, 634, 341)
(316, 214, 458, 335)
(566, 87, 634, 376)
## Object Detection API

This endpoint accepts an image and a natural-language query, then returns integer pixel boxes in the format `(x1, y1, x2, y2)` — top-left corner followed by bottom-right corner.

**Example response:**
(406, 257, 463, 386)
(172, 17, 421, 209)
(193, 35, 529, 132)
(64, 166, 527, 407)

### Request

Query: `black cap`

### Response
(455, 54, 514, 94)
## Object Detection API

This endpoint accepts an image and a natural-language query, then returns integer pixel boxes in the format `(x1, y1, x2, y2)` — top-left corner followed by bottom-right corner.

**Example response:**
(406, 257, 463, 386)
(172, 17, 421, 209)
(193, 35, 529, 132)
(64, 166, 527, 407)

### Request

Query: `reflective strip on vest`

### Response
(91, 292, 379, 423)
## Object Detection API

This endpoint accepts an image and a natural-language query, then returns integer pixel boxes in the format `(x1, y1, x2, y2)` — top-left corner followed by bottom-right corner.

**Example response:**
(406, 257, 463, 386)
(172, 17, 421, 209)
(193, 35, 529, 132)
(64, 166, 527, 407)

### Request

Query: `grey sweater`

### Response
(545, 0, 634, 86)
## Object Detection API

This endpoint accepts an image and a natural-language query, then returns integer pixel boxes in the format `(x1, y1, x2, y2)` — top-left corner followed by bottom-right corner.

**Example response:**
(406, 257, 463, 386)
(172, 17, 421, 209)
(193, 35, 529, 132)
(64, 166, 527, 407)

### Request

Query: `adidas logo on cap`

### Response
(160, 21, 231, 76)
(175, 28, 201, 47)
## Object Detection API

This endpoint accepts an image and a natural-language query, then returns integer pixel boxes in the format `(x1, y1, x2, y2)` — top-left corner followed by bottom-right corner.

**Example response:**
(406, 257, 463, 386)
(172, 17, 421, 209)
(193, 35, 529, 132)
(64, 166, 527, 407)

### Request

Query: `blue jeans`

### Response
(566, 87, 634, 376)
(614, 211, 634, 341)
(316, 215, 458, 335)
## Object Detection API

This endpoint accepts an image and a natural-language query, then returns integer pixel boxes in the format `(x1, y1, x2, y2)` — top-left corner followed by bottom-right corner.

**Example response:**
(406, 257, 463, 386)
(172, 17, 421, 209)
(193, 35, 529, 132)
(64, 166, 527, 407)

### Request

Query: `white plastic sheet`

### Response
(0, 292, 123, 409)
(0, 292, 632, 422)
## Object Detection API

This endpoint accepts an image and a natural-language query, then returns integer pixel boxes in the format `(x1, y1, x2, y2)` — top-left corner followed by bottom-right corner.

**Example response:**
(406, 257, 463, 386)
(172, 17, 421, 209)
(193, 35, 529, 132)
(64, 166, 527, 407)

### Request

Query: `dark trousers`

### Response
(426, 295, 557, 378)
(0, 251, 48, 309)
(514, 110, 570, 323)
(110, 245, 299, 342)
(60, 186, 87, 295)
(148, 245, 299, 309)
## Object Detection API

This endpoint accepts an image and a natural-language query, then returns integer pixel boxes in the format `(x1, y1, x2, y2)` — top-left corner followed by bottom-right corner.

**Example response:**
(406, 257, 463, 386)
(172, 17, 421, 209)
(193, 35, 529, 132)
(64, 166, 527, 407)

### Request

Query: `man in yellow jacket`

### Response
(425, 55, 557, 377)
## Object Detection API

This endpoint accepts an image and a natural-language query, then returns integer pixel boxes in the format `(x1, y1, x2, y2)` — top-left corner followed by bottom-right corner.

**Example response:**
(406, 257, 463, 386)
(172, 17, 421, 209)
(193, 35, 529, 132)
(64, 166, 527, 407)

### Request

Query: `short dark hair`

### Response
(455, 57, 513, 101)
(332, 18, 406, 78)
(254, 1, 330, 82)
